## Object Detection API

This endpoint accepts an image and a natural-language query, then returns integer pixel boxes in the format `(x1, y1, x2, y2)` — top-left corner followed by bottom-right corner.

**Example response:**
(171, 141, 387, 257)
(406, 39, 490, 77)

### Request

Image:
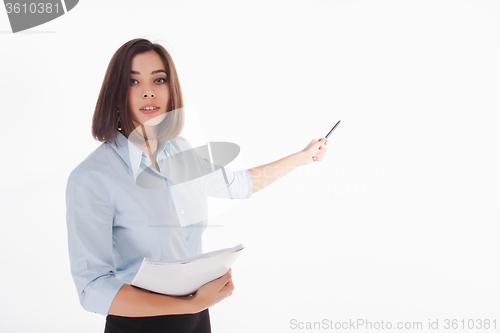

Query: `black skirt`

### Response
(104, 309, 211, 333)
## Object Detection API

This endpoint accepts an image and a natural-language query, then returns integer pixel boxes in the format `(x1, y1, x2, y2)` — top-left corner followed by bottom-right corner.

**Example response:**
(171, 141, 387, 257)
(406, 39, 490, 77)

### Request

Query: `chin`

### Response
(142, 113, 167, 126)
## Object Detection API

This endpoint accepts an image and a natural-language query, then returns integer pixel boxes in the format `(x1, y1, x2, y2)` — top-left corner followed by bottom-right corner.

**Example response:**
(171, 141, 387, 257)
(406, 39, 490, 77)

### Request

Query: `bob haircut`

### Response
(92, 38, 185, 147)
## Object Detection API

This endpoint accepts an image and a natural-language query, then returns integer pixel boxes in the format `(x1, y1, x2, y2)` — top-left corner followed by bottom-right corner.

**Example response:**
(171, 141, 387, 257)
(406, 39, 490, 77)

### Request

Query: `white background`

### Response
(1, 1, 499, 332)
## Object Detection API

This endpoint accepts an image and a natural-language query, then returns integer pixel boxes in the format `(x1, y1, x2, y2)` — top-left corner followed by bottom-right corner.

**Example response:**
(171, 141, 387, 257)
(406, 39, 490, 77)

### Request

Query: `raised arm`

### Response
(248, 138, 328, 193)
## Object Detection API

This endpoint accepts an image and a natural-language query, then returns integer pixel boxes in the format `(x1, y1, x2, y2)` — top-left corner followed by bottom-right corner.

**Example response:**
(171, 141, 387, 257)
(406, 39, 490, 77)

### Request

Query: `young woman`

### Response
(66, 38, 328, 333)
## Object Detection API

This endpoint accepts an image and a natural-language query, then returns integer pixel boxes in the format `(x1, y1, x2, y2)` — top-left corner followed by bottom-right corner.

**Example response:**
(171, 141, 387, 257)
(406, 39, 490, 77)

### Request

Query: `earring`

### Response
(116, 110, 122, 131)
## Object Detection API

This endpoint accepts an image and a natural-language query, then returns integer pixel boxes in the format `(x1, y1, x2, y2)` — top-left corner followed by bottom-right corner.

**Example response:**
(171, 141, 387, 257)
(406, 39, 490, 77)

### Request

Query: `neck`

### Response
(128, 123, 159, 157)
(144, 138, 158, 157)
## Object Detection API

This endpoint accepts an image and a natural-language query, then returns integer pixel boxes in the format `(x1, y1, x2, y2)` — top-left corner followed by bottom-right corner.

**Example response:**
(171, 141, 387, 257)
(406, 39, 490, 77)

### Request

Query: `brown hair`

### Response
(92, 38, 184, 147)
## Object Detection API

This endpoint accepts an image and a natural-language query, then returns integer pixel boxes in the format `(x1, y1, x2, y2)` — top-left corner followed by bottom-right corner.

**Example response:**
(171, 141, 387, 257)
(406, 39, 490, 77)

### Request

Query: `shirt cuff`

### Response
(245, 169, 253, 198)
(81, 275, 126, 316)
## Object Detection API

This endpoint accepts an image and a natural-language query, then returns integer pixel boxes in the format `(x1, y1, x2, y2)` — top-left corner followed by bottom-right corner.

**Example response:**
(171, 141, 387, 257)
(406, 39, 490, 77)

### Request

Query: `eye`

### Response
(130, 78, 138, 85)
(155, 77, 167, 84)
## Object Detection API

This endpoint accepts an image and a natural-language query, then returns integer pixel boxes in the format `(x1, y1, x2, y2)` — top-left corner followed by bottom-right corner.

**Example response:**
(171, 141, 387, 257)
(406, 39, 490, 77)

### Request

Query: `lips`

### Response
(140, 104, 160, 114)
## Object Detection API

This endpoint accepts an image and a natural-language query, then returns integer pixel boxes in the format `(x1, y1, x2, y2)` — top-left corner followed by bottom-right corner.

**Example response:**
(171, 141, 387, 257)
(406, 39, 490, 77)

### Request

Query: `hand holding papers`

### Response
(131, 244, 244, 296)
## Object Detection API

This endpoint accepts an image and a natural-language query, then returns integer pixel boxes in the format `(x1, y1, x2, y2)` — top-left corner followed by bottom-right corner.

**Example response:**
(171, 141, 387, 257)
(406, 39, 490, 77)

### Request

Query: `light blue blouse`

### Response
(66, 130, 252, 315)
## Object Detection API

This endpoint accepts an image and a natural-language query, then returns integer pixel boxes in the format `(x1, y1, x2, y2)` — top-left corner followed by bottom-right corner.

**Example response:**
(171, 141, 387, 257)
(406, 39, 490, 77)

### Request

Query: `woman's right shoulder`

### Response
(67, 142, 115, 183)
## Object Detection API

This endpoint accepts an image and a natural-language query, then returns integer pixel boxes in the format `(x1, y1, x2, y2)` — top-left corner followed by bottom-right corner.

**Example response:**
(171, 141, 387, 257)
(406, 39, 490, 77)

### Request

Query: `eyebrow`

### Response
(130, 69, 167, 75)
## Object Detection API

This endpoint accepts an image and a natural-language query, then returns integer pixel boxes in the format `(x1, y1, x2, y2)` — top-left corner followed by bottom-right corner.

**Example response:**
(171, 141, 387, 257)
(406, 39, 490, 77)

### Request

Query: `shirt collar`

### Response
(127, 138, 146, 179)
(107, 130, 131, 171)
(108, 130, 171, 179)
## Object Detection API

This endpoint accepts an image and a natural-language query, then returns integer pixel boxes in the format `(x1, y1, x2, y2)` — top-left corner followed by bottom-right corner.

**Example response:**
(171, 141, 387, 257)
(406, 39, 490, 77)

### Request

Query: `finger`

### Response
(314, 138, 326, 148)
(209, 270, 230, 290)
(316, 149, 326, 159)
(218, 270, 232, 289)
(222, 279, 234, 295)
(224, 278, 234, 289)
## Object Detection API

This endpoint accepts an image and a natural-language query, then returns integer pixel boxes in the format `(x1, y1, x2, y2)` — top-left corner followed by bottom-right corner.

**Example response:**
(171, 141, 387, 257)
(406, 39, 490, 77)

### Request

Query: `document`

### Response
(131, 244, 244, 296)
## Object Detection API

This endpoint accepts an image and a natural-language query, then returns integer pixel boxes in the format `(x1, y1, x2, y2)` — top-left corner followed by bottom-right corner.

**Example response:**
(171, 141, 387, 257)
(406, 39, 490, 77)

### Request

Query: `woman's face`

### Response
(128, 51, 170, 128)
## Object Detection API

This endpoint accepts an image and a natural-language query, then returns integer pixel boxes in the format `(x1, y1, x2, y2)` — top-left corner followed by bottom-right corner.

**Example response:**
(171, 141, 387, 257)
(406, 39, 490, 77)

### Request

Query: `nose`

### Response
(143, 90, 155, 98)
(142, 82, 155, 98)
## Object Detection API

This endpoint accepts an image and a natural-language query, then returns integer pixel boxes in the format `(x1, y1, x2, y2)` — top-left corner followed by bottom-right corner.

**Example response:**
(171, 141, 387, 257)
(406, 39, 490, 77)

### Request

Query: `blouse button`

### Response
(180, 209, 185, 214)
(186, 236, 191, 241)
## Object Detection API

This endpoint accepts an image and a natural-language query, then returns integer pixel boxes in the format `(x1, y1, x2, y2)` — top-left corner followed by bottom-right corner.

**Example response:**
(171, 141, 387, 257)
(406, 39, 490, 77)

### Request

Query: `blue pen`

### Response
(325, 120, 341, 140)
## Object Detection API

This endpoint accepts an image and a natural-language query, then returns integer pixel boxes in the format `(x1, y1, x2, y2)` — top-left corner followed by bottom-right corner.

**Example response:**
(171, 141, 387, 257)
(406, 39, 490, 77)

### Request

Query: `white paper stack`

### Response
(131, 244, 244, 296)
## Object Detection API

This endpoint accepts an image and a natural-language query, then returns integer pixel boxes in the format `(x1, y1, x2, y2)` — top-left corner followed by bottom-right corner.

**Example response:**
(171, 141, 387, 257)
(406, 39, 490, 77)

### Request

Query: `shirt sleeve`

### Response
(205, 167, 253, 199)
(174, 136, 253, 199)
(66, 170, 125, 316)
